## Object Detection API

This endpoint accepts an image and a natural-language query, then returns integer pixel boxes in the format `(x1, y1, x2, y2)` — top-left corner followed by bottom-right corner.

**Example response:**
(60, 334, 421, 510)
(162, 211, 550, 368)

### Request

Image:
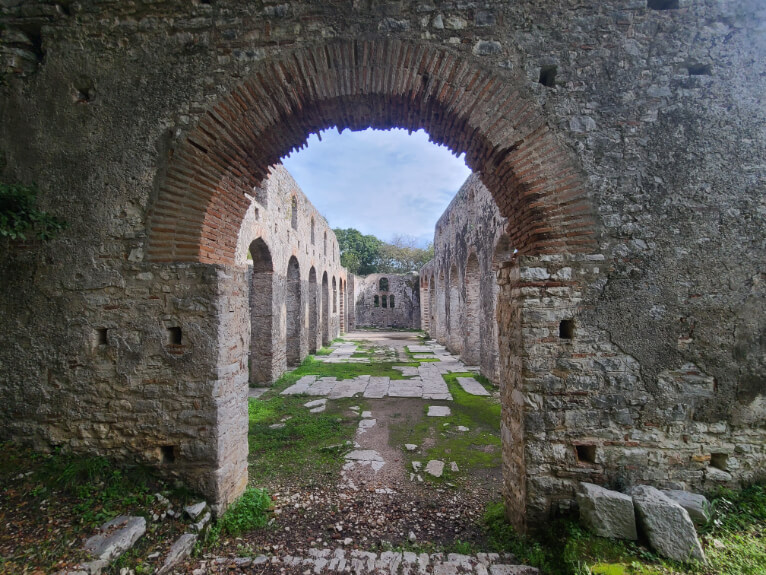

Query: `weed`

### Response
(216, 487, 271, 536)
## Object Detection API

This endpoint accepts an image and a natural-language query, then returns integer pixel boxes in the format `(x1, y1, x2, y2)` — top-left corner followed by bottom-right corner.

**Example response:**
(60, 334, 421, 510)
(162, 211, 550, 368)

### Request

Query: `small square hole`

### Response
(647, 0, 679, 10)
(167, 327, 182, 345)
(576, 444, 597, 464)
(560, 319, 575, 340)
(710, 453, 728, 471)
(95, 328, 108, 346)
(539, 65, 557, 87)
(160, 445, 176, 464)
(687, 63, 711, 76)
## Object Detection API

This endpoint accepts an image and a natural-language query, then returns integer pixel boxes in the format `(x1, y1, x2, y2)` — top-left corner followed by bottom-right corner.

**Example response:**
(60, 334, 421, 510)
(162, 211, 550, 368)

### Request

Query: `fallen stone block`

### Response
(83, 515, 146, 562)
(190, 511, 211, 534)
(425, 460, 444, 477)
(630, 485, 705, 563)
(304, 398, 327, 409)
(662, 490, 711, 526)
(184, 501, 207, 520)
(157, 533, 198, 575)
(577, 482, 637, 540)
(427, 405, 451, 417)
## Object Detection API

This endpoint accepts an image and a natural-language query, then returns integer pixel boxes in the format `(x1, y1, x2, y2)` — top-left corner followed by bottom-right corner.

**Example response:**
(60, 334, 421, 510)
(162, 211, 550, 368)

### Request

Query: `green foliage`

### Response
(376, 234, 434, 274)
(334, 227, 383, 275)
(0, 182, 66, 241)
(698, 484, 766, 575)
(215, 487, 271, 536)
(333, 228, 433, 274)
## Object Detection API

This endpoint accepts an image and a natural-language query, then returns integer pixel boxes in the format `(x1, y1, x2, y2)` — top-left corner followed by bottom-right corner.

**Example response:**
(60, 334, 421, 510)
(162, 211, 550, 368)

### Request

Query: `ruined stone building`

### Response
(0, 1, 763, 529)
(354, 273, 421, 329)
(236, 165, 348, 384)
(421, 175, 508, 384)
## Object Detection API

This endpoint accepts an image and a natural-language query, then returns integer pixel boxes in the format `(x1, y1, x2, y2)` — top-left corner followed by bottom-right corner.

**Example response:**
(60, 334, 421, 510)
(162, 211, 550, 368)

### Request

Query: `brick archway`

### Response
(146, 38, 595, 264)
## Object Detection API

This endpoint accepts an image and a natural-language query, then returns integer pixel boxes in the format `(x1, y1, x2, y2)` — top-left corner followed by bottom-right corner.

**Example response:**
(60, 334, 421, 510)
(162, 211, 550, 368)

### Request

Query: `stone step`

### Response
(200, 549, 539, 574)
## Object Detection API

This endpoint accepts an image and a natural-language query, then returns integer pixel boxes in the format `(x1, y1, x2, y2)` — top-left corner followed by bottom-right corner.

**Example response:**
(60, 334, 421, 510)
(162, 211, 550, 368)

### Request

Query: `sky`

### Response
(281, 128, 472, 248)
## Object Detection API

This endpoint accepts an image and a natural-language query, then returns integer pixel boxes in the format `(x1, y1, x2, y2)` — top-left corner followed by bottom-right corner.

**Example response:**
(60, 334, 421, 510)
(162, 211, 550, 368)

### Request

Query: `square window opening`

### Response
(95, 327, 108, 346)
(168, 326, 182, 345)
(710, 453, 728, 471)
(160, 445, 176, 464)
(575, 444, 597, 464)
(560, 319, 575, 339)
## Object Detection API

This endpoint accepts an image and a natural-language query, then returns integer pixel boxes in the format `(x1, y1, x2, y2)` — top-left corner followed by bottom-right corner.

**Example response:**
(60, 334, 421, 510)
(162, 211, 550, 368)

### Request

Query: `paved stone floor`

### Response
(188, 331, 534, 574)
(282, 339, 481, 401)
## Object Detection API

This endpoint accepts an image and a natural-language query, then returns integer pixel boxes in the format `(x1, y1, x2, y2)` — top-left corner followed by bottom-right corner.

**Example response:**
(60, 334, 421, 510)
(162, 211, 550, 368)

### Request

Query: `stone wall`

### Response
(354, 273, 421, 329)
(421, 174, 507, 383)
(236, 165, 347, 382)
(0, 0, 763, 527)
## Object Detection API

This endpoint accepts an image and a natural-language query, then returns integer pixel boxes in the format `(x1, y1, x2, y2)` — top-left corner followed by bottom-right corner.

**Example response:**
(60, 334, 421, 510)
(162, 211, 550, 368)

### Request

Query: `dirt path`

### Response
(182, 330, 513, 574)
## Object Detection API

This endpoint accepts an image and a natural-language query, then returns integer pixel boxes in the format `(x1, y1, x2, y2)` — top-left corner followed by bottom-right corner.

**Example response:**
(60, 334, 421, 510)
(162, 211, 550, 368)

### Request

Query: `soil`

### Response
(180, 331, 503, 573)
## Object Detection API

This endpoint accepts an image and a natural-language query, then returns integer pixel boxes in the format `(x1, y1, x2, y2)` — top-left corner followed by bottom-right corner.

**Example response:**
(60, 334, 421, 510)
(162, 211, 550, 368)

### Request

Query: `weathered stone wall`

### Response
(497, 253, 766, 527)
(0, 0, 763, 527)
(354, 273, 421, 329)
(236, 165, 346, 381)
(421, 174, 507, 383)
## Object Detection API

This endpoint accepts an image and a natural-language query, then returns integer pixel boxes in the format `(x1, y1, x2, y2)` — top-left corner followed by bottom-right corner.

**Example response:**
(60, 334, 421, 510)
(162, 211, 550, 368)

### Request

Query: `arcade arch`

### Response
(143, 38, 595, 529)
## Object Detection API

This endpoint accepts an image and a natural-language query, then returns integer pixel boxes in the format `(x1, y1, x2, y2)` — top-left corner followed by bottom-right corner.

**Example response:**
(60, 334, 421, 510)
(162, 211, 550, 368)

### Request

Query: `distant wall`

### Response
(354, 273, 420, 329)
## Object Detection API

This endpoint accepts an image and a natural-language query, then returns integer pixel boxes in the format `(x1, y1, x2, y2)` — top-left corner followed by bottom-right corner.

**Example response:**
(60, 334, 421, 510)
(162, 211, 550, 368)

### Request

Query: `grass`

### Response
(291, 355, 418, 381)
(247, 359, 371, 484)
(389, 372, 501, 483)
(480, 483, 766, 575)
(206, 487, 272, 546)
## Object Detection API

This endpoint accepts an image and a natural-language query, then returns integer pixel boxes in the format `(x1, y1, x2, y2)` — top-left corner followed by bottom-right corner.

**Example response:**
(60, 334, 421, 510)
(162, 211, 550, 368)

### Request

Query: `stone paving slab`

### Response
(363, 376, 390, 398)
(407, 345, 436, 353)
(329, 379, 368, 399)
(393, 365, 420, 377)
(457, 377, 490, 396)
(388, 381, 424, 397)
(212, 549, 538, 574)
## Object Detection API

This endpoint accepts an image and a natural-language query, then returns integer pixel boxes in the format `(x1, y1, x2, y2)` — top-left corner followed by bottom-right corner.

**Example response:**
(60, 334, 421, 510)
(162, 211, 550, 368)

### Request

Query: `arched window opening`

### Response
(389, 295, 395, 308)
(291, 196, 298, 230)
(324, 231, 327, 256)
(374, 295, 379, 307)
(310, 217, 315, 245)
(332, 277, 337, 313)
(381, 295, 388, 308)
(379, 277, 389, 291)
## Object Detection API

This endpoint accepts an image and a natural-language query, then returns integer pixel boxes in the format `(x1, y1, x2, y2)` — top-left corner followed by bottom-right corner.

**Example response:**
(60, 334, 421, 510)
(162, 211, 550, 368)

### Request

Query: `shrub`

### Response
(0, 182, 66, 240)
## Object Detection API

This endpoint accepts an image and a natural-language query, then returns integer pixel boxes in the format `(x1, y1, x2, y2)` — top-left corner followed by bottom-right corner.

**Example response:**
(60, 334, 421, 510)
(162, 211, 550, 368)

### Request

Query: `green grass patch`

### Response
(388, 372, 501, 483)
(314, 346, 335, 356)
(293, 355, 417, 380)
(216, 487, 271, 536)
(248, 394, 361, 484)
(247, 365, 371, 484)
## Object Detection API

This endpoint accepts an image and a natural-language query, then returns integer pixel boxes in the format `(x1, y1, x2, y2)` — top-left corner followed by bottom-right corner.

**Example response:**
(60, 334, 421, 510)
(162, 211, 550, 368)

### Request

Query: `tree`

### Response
(376, 234, 434, 273)
(333, 228, 383, 275)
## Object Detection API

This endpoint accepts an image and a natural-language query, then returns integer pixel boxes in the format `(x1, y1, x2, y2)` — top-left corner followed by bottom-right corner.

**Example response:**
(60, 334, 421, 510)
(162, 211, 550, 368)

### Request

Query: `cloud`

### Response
(282, 128, 471, 247)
